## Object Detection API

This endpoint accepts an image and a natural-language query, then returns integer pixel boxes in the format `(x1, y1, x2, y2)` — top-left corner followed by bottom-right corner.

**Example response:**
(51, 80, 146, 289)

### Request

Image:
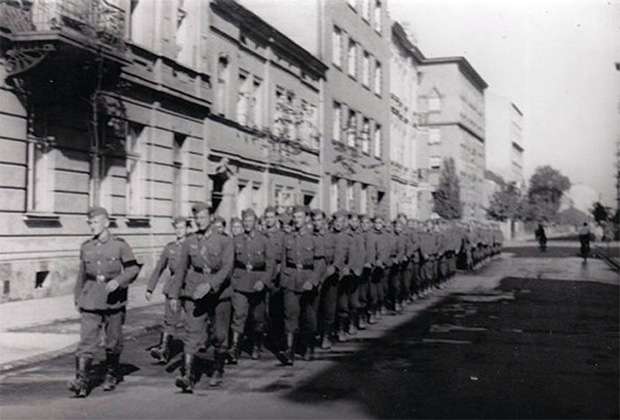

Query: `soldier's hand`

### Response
(253, 280, 265, 292)
(302, 281, 313, 291)
(105, 279, 120, 293)
(145, 290, 152, 301)
(193, 282, 212, 300)
(326, 265, 336, 276)
(169, 299, 179, 313)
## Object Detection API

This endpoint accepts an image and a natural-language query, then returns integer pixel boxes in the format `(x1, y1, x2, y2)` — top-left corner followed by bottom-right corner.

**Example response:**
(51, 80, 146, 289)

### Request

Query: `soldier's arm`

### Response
(114, 240, 141, 287)
(73, 248, 86, 307)
(263, 237, 275, 289)
(209, 236, 234, 290)
(168, 240, 190, 300)
(146, 245, 169, 293)
(333, 235, 346, 272)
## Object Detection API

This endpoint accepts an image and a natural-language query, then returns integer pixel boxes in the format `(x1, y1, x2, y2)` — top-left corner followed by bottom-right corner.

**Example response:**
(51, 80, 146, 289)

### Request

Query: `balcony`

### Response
(0, 0, 128, 85)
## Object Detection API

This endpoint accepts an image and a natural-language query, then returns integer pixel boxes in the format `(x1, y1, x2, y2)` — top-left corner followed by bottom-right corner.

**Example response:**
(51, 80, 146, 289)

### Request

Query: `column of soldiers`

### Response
(69, 203, 503, 397)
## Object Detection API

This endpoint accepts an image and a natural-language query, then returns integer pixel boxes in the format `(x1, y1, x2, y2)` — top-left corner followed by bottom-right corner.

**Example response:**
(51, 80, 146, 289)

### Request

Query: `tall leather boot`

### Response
(320, 324, 333, 349)
(349, 312, 358, 335)
(277, 333, 295, 366)
(303, 331, 315, 361)
(175, 353, 195, 393)
(150, 332, 172, 364)
(102, 351, 120, 391)
(358, 308, 367, 330)
(68, 356, 91, 398)
(337, 318, 347, 342)
(251, 332, 263, 360)
(228, 331, 240, 365)
(209, 352, 225, 387)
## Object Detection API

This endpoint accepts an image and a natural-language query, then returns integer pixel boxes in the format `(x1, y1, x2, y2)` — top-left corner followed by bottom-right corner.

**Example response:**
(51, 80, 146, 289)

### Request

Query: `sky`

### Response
(389, 0, 620, 207)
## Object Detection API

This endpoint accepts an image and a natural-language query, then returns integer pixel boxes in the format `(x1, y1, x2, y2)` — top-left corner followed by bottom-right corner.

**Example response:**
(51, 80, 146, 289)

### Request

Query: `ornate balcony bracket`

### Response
(5, 43, 56, 79)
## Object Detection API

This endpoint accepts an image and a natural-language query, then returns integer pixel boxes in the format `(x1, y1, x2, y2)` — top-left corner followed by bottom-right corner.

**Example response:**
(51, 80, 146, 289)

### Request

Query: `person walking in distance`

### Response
(69, 207, 141, 397)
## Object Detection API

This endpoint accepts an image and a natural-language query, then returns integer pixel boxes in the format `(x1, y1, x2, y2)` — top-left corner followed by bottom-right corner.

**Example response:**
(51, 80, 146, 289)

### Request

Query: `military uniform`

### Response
(146, 234, 185, 362)
(230, 226, 273, 361)
(390, 225, 408, 311)
(70, 206, 141, 397)
(339, 224, 364, 335)
(169, 218, 234, 390)
(279, 220, 317, 364)
(264, 215, 286, 351)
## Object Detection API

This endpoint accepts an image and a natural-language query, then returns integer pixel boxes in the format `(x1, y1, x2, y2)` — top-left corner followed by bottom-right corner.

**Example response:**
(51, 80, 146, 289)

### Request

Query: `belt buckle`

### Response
(246, 263, 253, 272)
(296, 263, 303, 270)
(96, 274, 106, 284)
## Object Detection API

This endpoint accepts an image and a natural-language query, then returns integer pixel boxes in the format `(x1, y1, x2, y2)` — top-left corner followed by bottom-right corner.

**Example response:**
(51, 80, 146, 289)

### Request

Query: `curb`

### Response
(594, 247, 620, 271)
(0, 312, 163, 376)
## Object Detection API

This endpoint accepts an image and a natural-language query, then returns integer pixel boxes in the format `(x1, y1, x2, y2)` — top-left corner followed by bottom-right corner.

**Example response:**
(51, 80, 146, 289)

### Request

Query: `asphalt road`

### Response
(1, 247, 618, 419)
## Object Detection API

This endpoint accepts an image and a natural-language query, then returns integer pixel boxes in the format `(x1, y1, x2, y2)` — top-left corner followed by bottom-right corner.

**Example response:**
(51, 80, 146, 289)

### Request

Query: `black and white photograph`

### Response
(0, 0, 618, 418)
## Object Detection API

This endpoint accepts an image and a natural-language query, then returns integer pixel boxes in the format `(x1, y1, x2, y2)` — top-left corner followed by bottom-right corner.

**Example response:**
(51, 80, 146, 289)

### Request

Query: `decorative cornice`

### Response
(421, 56, 488, 91)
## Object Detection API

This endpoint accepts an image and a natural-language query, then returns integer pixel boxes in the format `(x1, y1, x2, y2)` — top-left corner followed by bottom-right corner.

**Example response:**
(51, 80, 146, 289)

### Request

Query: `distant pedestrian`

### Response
(535, 223, 547, 252)
(578, 222, 592, 263)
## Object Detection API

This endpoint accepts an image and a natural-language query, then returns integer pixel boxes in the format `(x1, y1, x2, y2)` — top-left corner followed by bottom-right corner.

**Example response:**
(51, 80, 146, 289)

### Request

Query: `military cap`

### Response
(373, 214, 384, 222)
(172, 216, 187, 225)
(333, 210, 348, 219)
(87, 206, 109, 219)
(348, 212, 360, 219)
(241, 208, 256, 218)
(264, 205, 277, 215)
(213, 215, 226, 225)
(191, 201, 210, 214)
(359, 213, 370, 220)
(230, 216, 242, 224)
(291, 204, 307, 215)
(311, 208, 325, 218)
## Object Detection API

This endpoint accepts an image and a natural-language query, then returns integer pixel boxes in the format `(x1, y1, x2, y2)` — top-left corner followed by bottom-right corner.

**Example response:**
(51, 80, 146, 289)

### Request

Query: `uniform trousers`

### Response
(283, 287, 319, 335)
(402, 262, 413, 300)
(337, 274, 360, 322)
(163, 296, 183, 335)
(357, 267, 371, 313)
(387, 265, 402, 309)
(231, 290, 266, 335)
(319, 273, 338, 336)
(77, 308, 125, 358)
(182, 296, 231, 355)
(369, 267, 386, 311)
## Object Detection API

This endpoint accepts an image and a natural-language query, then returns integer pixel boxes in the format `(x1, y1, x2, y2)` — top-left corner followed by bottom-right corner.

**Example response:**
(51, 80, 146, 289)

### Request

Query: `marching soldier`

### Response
(69, 206, 141, 397)
(311, 209, 332, 358)
(278, 205, 317, 365)
(372, 215, 391, 317)
(358, 214, 374, 327)
(168, 202, 234, 392)
(263, 206, 285, 351)
(341, 213, 364, 336)
(229, 209, 273, 363)
(230, 217, 243, 237)
(145, 216, 188, 364)
(391, 219, 408, 313)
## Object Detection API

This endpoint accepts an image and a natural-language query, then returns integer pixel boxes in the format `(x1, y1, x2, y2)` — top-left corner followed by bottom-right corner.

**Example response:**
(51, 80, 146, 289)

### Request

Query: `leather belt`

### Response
(191, 266, 214, 274)
(285, 262, 313, 270)
(85, 273, 110, 283)
(234, 261, 266, 271)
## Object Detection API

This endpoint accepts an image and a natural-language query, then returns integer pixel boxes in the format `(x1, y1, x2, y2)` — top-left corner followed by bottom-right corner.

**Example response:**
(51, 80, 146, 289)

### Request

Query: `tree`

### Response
(487, 182, 522, 221)
(525, 165, 571, 221)
(433, 158, 462, 219)
(590, 201, 609, 225)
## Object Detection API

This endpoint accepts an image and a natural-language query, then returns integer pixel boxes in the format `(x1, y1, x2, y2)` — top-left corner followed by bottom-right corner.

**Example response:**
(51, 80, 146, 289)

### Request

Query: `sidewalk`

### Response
(0, 283, 166, 372)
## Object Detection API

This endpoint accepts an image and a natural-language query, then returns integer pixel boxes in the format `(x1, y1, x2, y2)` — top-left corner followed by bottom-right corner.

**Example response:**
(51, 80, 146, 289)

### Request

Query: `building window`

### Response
(374, 0, 382, 33)
(361, 117, 370, 154)
(300, 101, 320, 149)
(347, 109, 357, 147)
(126, 123, 146, 216)
(374, 60, 382, 95)
(360, 184, 368, 214)
(428, 128, 441, 145)
(330, 177, 339, 212)
(251, 78, 263, 128)
(216, 55, 229, 116)
(347, 38, 357, 78)
(237, 72, 250, 126)
(27, 140, 55, 213)
(373, 123, 382, 158)
(275, 186, 295, 207)
(362, 51, 370, 87)
(333, 101, 342, 142)
(428, 91, 441, 111)
(362, 0, 371, 21)
(346, 181, 354, 211)
(430, 156, 442, 169)
(332, 26, 342, 67)
(172, 133, 186, 217)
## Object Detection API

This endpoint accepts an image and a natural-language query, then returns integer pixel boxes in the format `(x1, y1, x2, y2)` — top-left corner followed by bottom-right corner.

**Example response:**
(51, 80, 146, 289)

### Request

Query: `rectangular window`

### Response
(330, 177, 339, 213)
(216, 56, 229, 116)
(373, 123, 382, 158)
(428, 128, 441, 145)
(252, 78, 263, 128)
(347, 109, 357, 147)
(430, 156, 442, 169)
(333, 101, 342, 142)
(346, 181, 354, 211)
(428, 95, 441, 112)
(251, 182, 264, 214)
(126, 123, 146, 216)
(27, 140, 55, 213)
(361, 117, 370, 154)
(362, 0, 371, 21)
(374, 60, 382, 95)
(362, 51, 370, 87)
(172, 133, 186, 217)
(332, 26, 342, 67)
(360, 184, 368, 214)
(348, 39, 357, 78)
(237, 72, 250, 126)
(374, 0, 382, 33)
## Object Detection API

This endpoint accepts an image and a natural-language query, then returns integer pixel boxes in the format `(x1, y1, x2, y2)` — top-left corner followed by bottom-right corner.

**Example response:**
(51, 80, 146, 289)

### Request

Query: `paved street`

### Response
(1, 244, 618, 419)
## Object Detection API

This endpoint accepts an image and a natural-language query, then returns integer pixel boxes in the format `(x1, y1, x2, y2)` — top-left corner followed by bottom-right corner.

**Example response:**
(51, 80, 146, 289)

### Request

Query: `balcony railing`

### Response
(1, 0, 125, 50)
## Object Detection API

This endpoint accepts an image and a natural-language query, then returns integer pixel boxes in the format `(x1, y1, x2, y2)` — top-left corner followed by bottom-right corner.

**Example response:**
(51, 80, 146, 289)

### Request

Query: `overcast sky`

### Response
(389, 0, 620, 207)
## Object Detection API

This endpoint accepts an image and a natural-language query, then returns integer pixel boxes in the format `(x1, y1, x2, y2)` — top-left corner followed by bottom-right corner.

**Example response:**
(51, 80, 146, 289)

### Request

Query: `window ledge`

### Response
(126, 216, 151, 227)
(23, 212, 60, 222)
